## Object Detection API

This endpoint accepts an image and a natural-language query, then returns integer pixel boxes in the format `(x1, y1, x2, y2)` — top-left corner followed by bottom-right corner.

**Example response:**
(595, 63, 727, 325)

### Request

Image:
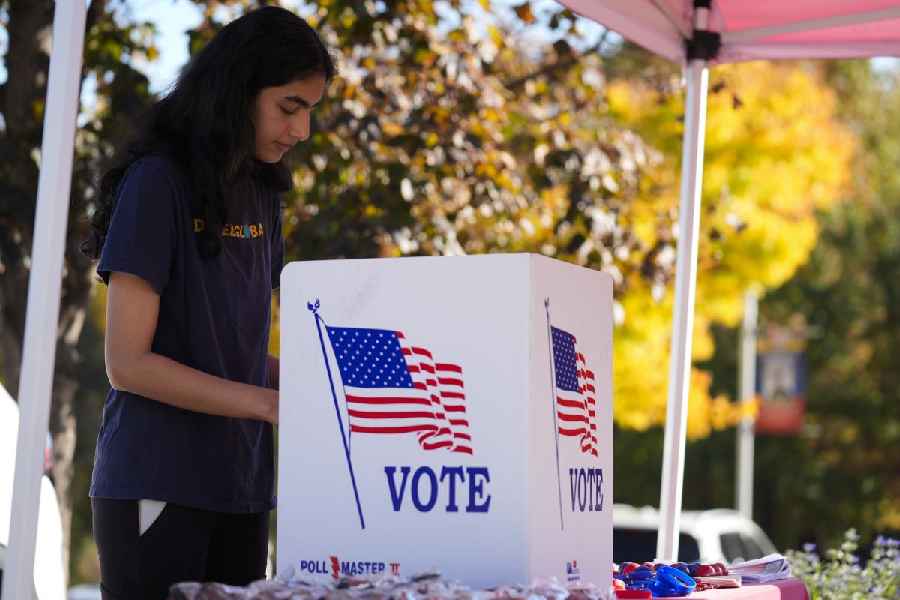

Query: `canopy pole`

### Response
(2, 1, 87, 598)
(736, 290, 758, 519)
(656, 57, 709, 562)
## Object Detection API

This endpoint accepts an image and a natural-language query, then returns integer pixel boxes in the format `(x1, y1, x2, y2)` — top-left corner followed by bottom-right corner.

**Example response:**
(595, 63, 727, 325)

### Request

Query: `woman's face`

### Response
(252, 74, 327, 163)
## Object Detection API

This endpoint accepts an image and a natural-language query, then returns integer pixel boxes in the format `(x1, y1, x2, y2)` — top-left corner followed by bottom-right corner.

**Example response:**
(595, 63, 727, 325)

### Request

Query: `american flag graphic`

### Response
(326, 326, 473, 455)
(551, 326, 598, 457)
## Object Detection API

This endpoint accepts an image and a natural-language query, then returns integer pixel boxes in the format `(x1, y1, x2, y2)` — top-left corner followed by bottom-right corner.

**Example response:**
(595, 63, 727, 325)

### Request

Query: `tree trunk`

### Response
(0, 0, 49, 396)
(0, 0, 95, 586)
(0, 324, 22, 396)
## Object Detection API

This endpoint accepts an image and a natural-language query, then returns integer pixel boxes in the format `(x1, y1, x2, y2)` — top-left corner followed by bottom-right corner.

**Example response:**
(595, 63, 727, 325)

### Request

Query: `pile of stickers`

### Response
(167, 571, 616, 600)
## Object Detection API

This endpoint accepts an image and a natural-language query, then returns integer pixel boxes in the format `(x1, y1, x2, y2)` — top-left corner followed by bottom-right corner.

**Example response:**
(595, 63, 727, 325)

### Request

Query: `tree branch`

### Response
(502, 31, 610, 92)
(4, 0, 51, 139)
(85, 0, 106, 33)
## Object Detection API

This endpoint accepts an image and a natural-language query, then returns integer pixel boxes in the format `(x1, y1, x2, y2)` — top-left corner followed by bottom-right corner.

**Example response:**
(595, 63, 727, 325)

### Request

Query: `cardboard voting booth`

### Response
(278, 254, 613, 588)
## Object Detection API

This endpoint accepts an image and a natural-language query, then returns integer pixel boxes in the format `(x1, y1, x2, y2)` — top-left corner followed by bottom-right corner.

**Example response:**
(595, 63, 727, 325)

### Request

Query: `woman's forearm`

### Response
(109, 351, 277, 423)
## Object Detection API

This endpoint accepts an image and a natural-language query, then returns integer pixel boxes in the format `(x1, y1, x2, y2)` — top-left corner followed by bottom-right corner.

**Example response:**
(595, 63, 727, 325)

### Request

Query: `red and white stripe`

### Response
(401, 335, 453, 452)
(344, 384, 436, 436)
(556, 348, 599, 457)
(578, 351, 599, 457)
(344, 332, 474, 454)
(436, 362, 473, 455)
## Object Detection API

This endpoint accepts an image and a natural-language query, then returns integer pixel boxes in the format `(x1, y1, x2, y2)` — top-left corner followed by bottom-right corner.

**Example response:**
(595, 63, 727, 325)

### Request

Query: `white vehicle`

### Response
(613, 503, 777, 564)
(0, 384, 66, 600)
(65, 584, 101, 600)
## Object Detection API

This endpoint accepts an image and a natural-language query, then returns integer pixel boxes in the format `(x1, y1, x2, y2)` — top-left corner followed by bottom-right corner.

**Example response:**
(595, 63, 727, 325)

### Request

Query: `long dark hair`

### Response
(82, 6, 335, 260)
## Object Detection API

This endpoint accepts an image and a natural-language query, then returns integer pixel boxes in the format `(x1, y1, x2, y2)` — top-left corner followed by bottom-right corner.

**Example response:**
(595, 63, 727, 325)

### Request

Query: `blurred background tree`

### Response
(0, 0, 894, 586)
(262, 1, 854, 438)
(0, 0, 157, 578)
(700, 60, 900, 550)
(605, 60, 853, 439)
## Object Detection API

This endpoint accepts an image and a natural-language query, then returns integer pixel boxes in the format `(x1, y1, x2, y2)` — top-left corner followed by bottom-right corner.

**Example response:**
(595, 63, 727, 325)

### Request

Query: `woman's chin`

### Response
(253, 149, 282, 163)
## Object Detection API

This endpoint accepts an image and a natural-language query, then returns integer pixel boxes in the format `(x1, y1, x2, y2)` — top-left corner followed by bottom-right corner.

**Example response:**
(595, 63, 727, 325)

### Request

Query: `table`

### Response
(692, 578, 809, 600)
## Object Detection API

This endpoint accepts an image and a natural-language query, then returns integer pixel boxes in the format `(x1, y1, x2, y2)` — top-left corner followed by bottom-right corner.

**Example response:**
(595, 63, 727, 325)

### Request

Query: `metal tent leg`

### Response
(656, 58, 709, 562)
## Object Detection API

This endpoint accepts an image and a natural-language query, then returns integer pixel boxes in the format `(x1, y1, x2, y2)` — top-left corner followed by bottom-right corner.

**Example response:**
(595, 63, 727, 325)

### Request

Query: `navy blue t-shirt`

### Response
(89, 155, 283, 513)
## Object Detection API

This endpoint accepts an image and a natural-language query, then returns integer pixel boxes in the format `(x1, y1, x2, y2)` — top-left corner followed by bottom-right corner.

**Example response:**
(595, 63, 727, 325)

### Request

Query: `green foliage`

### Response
(787, 530, 900, 600)
(191, 2, 854, 439)
(277, 1, 659, 266)
(755, 61, 900, 540)
(0, 0, 158, 584)
(698, 60, 900, 554)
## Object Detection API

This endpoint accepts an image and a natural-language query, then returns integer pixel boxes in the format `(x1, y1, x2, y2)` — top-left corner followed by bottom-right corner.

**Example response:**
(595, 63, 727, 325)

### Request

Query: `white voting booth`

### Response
(278, 253, 613, 588)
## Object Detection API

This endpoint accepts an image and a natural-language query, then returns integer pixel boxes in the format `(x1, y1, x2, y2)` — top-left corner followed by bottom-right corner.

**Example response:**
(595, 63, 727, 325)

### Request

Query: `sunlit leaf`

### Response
(513, 3, 535, 24)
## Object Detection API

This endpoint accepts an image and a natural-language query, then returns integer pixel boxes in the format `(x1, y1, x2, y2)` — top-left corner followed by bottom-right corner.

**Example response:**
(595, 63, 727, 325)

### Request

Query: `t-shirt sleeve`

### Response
(271, 197, 284, 290)
(98, 157, 180, 294)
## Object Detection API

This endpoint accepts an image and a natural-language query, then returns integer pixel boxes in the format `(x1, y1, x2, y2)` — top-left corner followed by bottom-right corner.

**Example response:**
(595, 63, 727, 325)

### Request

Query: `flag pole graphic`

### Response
(545, 298, 564, 530)
(308, 299, 366, 529)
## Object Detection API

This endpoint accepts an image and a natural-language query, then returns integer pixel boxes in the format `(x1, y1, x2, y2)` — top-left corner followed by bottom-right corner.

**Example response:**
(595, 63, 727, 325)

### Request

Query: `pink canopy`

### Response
(557, 0, 900, 563)
(561, 1, 900, 62)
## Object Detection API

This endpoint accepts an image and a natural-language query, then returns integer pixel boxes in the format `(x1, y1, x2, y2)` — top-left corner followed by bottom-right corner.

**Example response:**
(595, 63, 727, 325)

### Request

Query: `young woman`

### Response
(81, 7, 334, 599)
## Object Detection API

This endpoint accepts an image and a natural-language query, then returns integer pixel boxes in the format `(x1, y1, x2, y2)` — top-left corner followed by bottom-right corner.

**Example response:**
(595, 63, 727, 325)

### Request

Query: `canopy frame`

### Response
(724, 7, 900, 45)
(656, 0, 712, 561)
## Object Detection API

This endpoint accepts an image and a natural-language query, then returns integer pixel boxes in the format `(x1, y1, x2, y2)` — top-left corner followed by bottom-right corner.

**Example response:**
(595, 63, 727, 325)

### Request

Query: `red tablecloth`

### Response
(691, 578, 809, 600)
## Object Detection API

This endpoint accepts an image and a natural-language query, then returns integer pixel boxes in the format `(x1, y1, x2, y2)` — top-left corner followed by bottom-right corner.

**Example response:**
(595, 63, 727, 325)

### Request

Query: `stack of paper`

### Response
(728, 554, 792, 583)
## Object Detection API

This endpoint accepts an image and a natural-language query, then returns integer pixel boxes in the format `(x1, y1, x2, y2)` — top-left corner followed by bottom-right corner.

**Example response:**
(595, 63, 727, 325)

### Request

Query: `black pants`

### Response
(92, 498, 269, 600)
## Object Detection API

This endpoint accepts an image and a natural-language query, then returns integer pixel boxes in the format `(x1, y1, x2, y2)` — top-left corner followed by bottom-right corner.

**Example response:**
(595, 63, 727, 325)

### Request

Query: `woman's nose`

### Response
(290, 112, 311, 142)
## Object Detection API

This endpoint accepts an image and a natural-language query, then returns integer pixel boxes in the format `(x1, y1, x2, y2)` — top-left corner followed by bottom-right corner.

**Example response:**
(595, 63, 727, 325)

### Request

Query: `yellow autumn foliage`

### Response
(608, 62, 855, 438)
(84, 59, 851, 443)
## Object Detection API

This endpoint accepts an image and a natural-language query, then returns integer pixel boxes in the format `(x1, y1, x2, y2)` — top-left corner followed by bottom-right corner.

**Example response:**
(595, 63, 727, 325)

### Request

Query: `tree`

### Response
(691, 61, 900, 552)
(187, 2, 853, 438)
(0, 0, 156, 577)
(744, 60, 900, 548)
(605, 61, 854, 438)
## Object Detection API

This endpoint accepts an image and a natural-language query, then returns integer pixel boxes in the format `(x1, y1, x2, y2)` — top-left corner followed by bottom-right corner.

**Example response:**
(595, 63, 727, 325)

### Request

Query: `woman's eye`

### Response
(279, 106, 297, 116)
